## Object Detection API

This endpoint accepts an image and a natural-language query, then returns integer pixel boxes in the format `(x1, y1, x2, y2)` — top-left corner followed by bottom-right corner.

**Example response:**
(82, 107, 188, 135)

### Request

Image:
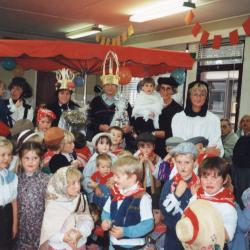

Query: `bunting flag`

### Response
(229, 29, 239, 45)
(96, 23, 134, 46)
(185, 10, 195, 25)
(192, 22, 201, 37)
(213, 35, 222, 49)
(200, 30, 210, 45)
(242, 16, 250, 36)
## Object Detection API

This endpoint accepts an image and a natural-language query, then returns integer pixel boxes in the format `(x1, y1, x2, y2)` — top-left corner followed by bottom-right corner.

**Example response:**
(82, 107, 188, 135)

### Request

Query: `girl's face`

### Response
(21, 150, 41, 174)
(190, 88, 207, 111)
(98, 162, 111, 177)
(96, 139, 110, 154)
(61, 141, 75, 153)
(138, 142, 154, 157)
(67, 178, 81, 197)
(10, 85, 23, 101)
(174, 154, 195, 180)
(0, 146, 12, 169)
(58, 89, 71, 105)
(37, 116, 52, 132)
(110, 129, 123, 146)
(200, 169, 226, 195)
(142, 82, 154, 94)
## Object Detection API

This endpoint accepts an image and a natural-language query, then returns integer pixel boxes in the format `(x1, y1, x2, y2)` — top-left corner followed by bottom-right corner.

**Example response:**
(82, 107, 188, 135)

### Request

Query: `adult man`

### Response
(220, 118, 239, 162)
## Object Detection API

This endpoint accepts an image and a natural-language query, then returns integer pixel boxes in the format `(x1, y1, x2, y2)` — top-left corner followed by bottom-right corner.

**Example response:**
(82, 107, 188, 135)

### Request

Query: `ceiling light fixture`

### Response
(129, 0, 196, 23)
(66, 25, 102, 39)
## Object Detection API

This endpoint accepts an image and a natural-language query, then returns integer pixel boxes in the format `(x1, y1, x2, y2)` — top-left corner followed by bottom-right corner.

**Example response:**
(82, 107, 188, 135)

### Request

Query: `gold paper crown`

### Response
(55, 68, 75, 91)
(100, 51, 120, 86)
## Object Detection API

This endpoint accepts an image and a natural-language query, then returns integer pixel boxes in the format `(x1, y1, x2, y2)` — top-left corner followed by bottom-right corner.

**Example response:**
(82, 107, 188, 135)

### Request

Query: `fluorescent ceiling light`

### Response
(66, 25, 102, 39)
(129, 0, 196, 23)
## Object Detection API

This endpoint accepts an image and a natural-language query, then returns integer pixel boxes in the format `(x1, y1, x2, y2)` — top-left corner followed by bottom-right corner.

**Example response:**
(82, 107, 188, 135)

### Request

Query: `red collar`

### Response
(171, 172, 198, 192)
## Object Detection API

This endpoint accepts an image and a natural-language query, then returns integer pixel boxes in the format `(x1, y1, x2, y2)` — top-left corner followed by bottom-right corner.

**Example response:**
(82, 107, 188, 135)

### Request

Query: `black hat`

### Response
(8, 77, 33, 98)
(137, 132, 156, 144)
(157, 77, 179, 88)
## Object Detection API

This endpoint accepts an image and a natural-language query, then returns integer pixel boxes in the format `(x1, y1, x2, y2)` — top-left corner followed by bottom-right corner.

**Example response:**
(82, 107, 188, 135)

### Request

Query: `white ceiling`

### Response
(0, 0, 249, 44)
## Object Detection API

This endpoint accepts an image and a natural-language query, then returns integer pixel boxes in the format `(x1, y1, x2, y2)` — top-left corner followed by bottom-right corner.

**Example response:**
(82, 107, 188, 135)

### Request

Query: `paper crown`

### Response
(100, 51, 120, 86)
(55, 68, 75, 91)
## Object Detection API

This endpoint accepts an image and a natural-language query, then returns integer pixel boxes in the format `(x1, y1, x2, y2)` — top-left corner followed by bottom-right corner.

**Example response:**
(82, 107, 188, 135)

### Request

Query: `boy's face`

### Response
(96, 139, 110, 154)
(138, 142, 154, 157)
(37, 116, 52, 132)
(200, 169, 226, 195)
(110, 129, 123, 146)
(98, 162, 111, 177)
(61, 141, 74, 153)
(67, 178, 81, 197)
(142, 82, 154, 94)
(0, 146, 12, 169)
(58, 89, 71, 105)
(174, 154, 195, 180)
(153, 209, 163, 225)
(113, 171, 136, 190)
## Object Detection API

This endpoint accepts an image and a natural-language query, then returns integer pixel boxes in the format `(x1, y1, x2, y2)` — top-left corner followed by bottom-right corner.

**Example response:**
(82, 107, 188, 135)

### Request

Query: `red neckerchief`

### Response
(154, 223, 167, 233)
(111, 182, 145, 201)
(171, 172, 198, 193)
(197, 187, 235, 207)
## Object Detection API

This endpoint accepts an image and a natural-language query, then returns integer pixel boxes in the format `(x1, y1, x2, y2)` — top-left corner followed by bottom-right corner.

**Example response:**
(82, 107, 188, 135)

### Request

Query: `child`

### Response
(35, 107, 56, 139)
(49, 129, 81, 173)
(82, 132, 117, 200)
(0, 80, 11, 127)
(16, 141, 50, 250)
(160, 142, 199, 250)
(193, 157, 237, 244)
(158, 137, 184, 182)
(109, 126, 124, 155)
(0, 137, 18, 250)
(144, 193, 166, 250)
(229, 187, 250, 250)
(74, 131, 92, 169)
(101, 156, 154, 249)
(132, 77, 164, 134)
(40, 166, 94, 250)
(134, 132, 162, 195)
(89, 154, 114, 208)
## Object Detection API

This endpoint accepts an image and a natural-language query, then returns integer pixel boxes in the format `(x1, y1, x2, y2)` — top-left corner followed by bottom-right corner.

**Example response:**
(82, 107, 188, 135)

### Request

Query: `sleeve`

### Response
(123, 194, 154, 238)
(223, 205, 238, 241)
(237, 207, 250, 233)
(171, 112, 182, 137)
(12, 174, 18, 200)
(82, 155, 97, 193)
(223, 135, 238, 159)
(152, 157, 163, 179)
(26, 106, 34, 122)
(101, 197, 111, 221)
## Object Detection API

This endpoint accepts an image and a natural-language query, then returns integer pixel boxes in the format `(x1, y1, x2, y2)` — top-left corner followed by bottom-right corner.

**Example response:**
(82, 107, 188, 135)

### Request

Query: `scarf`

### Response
(197, 187, 235, 207)
(171, 172, 198, 193)
(111, 183, 144, 201)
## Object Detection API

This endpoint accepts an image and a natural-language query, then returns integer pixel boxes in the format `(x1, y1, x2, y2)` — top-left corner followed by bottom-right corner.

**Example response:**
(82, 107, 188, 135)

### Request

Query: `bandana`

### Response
(197, 187, 235, 207)
(171, 172, 198, 193)
(36, 108, 56, 124)
(111, 182, 145, 201)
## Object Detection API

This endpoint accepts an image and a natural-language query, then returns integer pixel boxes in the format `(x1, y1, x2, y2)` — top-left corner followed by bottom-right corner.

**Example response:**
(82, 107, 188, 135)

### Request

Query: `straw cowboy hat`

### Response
(176, 199, 225, 250)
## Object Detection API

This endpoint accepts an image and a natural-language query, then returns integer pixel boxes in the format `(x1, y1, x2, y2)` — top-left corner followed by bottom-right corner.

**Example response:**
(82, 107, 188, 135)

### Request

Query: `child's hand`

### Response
(205, 146, 220, 156)
(175, 180, 187, 198)
(15, 99, 22, 108)
(12, 222, 17, 239)
(63, 231, 77, 250)
(72, 159, 81, 168)
(95, 186, 103, 197)
(106, 177, 115, 189)
(191, 178, 200, 195)
(110, 225, 124, 239)
(101, 220, 112, 231)
(149, 112, 155, 118)
(163, 153, 172, 162)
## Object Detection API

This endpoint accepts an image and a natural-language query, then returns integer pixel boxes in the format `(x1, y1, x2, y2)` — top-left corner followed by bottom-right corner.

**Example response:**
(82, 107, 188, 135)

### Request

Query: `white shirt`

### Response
(172, 110, 224, 156)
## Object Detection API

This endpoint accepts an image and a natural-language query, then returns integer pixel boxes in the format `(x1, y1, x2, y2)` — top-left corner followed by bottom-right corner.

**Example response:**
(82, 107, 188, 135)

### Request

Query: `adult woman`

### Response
(47, 69, 79, 127)
(171, 80, 224, 156)
(236, 114, 250, 137)
(5, 77, 34, 127)
(153, 77, 183, 158)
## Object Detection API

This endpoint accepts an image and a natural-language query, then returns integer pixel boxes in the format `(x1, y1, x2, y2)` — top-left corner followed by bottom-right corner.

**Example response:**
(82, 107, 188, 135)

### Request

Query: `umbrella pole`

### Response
(83, 73, 87, 105)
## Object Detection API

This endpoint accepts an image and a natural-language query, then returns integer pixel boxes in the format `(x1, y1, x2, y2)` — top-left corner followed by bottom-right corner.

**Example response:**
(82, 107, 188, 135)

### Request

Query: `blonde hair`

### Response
(96, 154, 112, 168)
(112, 156, 143, 182)
(117, 150, 133, 159)
(189, 83, 208, 95)
(0, 136, 13, 152)
(66, 167, 82, 183)
(61, 130, 75, 145)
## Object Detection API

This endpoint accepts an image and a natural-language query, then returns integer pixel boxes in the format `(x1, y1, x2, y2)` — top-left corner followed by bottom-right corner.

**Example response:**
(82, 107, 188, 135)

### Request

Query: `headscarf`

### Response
(36, 108, 56, 124)
(184, 80, 209, 117)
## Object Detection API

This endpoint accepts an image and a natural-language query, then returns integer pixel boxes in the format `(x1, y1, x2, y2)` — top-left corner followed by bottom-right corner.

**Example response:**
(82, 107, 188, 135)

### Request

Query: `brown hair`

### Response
(109, 126, 124, 138)
(112, 155, 143, 182)
(140, 77, 156, 88)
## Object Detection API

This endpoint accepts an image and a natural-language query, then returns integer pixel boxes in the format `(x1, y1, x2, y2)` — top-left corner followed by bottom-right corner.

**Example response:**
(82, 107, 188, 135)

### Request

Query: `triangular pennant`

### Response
(200, 30, 209, 45)
(192, 22, 201, 37)
(111, 38, 116, 46)
(96, 33, 101, 43)
(127, 23, 134, 36)
(213, 35, 222, 49)
(229, 29, 239, 45)
(185, 10, 195, 25)
(100, 36, 106, 45)
(242, 16, 250, 36)
(116, 37, 121, 46)
(105, 38, 111, 45)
